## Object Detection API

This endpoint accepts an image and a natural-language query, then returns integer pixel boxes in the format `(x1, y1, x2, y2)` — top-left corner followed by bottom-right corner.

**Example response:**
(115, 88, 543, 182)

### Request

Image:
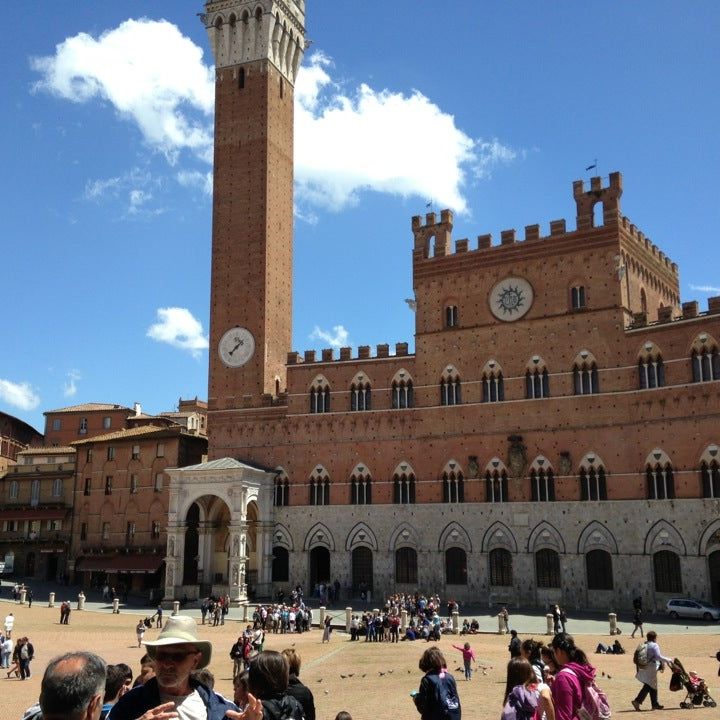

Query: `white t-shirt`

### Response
(159, 689, 206, 720)
(5, 616, 14, 631)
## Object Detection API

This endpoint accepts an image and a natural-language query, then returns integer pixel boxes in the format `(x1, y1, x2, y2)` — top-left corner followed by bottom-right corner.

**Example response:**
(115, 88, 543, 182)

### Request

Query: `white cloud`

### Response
(32, 19, 215, 164)
(0, 379, 41, 411)
(147, 307, 208, 357)
(690, 284, 720, 294)
(310, 324, 349, 348)
(33, 22, 517, 216)
(63, 370, 81, 397)
(84, 167, 164, 217)
(177, 170, 213, 196)
(294, 53, 516, 214)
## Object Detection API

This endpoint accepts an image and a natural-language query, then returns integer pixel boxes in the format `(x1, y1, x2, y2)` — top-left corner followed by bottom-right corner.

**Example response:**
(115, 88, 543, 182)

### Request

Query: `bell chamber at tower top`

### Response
(203, 0, 306, 83)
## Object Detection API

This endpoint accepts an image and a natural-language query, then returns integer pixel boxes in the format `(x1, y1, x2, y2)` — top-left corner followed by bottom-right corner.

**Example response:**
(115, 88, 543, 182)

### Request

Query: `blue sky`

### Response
(3, 1, 719, 434)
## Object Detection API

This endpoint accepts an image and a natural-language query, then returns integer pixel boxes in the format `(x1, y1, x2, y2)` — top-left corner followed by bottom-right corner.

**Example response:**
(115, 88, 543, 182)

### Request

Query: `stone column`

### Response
(319, 606, 326, 626)
(345, 607, 352, 633)
(401, 609, 408, 631)
(197, 521, 214, 591)
(112, 598, 120, 614)
(255, 521, 274, 598)
(228, 520, 248, 606)
(48, 592, 55, 608)
(19, 588, 26, 604)
(545, 613, 554, 635)
(608, 612, 618, 635)
(165, 523, 187, 601)
(77, 591, 86, 610)
(452, 610, 460, 634)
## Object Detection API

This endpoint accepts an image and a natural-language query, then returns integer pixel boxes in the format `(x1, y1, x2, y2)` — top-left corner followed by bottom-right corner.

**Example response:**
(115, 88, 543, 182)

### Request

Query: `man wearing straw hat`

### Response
(108, 615, 250, 720)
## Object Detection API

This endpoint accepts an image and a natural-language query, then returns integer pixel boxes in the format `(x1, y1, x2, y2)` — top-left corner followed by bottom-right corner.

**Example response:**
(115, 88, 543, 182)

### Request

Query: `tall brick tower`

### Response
(204, 1, 305, 412)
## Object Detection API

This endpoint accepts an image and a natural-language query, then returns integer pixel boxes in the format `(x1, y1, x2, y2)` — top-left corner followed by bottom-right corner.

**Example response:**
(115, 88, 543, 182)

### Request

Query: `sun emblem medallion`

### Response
(489, 277, 534, 321)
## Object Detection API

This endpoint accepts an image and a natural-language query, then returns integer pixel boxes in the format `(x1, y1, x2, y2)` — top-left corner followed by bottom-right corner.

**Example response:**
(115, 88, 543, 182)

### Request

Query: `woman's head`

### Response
(540, 646, 558, 671)
(281, 648, 301, 676)
(248, 651, 289, 698)
(646, 631, 657, 642)
(550, 632, 588, 666)
(504, 658, 535, 703)
(233, 670, 249, 706)
(418, 647, 447, 673)
(463, 642, 470, 650)
(521, 638, 543, 663)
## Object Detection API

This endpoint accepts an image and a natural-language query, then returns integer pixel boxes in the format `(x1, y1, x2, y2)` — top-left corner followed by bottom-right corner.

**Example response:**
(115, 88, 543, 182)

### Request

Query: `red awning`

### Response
(0, 508, 68, 520)
(76, 555, 164, 574)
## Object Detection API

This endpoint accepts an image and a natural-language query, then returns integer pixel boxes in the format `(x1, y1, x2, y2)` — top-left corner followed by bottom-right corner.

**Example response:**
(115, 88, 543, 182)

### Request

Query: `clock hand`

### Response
(228, 340, 244, 355)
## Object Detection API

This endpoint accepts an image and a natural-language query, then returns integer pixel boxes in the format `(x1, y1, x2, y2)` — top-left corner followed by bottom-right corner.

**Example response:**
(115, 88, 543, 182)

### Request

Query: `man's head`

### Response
(103, 665, 128, 705)
(646, 631, 657, 642)
(40, 652, 106, 720)
(248, 651, 289, 698)
(150, 643, 202, 694)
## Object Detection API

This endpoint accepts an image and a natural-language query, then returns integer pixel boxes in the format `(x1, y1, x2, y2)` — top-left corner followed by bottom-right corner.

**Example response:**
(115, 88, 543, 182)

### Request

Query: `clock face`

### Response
(218, 327, 255, 367)
(489, 277, 534, 321)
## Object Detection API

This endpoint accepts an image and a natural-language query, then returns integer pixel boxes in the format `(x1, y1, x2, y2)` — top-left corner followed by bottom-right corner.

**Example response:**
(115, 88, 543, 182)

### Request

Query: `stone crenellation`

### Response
(288, 342, 412, 366)
(411, 172, 678, 276)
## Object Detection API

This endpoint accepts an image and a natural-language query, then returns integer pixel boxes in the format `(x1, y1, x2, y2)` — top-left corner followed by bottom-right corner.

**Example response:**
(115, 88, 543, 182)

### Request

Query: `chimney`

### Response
(133, 402, 142, 416)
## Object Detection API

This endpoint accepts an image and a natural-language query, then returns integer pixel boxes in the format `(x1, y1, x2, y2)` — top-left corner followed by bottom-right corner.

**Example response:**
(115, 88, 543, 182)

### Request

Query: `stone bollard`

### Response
(498, 612, 506, 634)
(319, 606, 326, 628)
(401, 609, 408, 632)
(608, 612, 618, 635)
(545, 613, 554, 635)
(452, 611, 460, 634)
(112, 598, 120, 614)
(77, 591, 86, 611)
(345, 607, 352, 633)
(242, 604, 248, 622)
(48, 592, 55, 608)
(19, 588, 27, 605)
(172, 600, 180, 616)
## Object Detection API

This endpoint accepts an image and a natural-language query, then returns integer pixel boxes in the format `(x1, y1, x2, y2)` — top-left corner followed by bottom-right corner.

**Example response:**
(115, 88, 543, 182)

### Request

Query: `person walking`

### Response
(155, 604, 163, 629)
(451, 641, 476, 681)
(27, 588, 33, 608)
(630, 605, 643, 639)
(0, 634, 11, 669)
(322, 614, 332, 643)
(230, 636, 244, 680)
(135, 620, 146, 648)
(19, 636, 33, 679)
(509, 629, 522, 658)
(4, 612, 14, 639)
(632, 630, 673, 711)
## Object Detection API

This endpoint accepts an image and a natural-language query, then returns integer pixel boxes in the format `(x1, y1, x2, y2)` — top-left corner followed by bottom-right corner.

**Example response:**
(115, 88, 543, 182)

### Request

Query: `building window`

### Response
(5, 520, 17, 532)
(442, 470, 464, 503)
(80, 522, 87, 541)
(309, 384, 331, 413)
(485, 469, 508, 503)
(351, 471, 372, 505)
(482, 370, 504, 403)
(107, 447, 115, 461)
(130, 474, 138, 494)
(526, 368, 549, 399)
(52, 478, 62, 497)
(573, 362, 599, 395)
(48, 519, 62, 531)
(350, 382, 371, 411)
(440, 369, 461, 406)
(445, 547, 468, 585)
(309, 469, 330, 506)
(105, 476, 113, 495)
(30, 480, 40, 507)
(392, 379, 414, 409)
(154, 474, 163, 493)
(692, 347, 720, 382)
(571, 285, 587, 310)
(273, 477, 289, 507)
(52, 418, 61, 431)
(79, 417, 88, 435)
(489, 548, 513, 586)
(535, 549, 561, 588)
(126, 522, 135, 544)
(639, 356, 665, 389)
(653, 550, 682, 593)
(395, 547, 418, 584)
(445, 305, 458, 328)
(393, 471, 416, 504)
(646, 462, 674, 499)
(580, 467, 607, 500)
(132, 445, 140, 460)
(586, 549, 613, 590)
(103, 416, 112, 429)
(156, 443, 165, 458)
(151, 521, 161, 539)
(530, 468, 555, 502)
(84, 478, 91, 495)
(102, 522, 110, 541)
(701, 461, 720, 498)
(86, 448, 93, 463)
(9, 481, 19, 500)
(272, 547, 289, 582)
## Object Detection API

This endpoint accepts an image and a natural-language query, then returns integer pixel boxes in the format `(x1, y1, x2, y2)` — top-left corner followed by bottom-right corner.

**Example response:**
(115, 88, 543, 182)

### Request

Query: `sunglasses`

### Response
(155, 650, 199, 663)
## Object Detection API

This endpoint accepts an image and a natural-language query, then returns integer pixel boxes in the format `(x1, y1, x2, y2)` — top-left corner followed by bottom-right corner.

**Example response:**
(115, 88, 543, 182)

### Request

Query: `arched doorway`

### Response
(183, 503, 199, 586)
(709, 551, 720, 605)
(309, 547, 330, 590)
(352, 546, 373, 593)
(25, 552, 35, 577)
(272, 547, 289, 583)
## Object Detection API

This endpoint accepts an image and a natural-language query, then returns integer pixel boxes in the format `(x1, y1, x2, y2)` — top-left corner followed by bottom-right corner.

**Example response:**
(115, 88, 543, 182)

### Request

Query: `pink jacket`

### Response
(552, 662, 596, 720)
(452, 645, 476, 662)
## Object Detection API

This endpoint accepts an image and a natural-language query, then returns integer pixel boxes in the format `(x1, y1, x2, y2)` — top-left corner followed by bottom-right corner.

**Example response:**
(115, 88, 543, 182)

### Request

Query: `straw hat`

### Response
(143, 615, 212, 669)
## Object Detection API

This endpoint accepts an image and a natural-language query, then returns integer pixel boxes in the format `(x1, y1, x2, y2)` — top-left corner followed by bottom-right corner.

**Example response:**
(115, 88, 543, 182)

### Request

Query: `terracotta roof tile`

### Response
(45, 403, 131, 414)
(71, 424, 181, 445)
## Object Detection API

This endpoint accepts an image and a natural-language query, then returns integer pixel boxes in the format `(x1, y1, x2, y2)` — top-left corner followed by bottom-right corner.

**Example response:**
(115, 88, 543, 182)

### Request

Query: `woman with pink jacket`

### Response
(549, 633, 597, 720)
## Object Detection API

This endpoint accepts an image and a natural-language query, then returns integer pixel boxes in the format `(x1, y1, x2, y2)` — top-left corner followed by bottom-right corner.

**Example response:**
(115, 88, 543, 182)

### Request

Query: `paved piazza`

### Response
(2, 601, 719, 719)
